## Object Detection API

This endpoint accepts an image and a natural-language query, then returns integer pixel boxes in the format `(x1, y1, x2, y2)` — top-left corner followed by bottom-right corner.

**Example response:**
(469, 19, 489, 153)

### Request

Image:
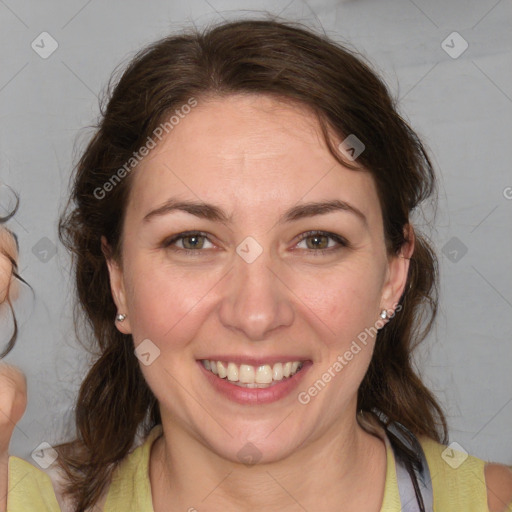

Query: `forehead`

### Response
(126, 94, 380, 225)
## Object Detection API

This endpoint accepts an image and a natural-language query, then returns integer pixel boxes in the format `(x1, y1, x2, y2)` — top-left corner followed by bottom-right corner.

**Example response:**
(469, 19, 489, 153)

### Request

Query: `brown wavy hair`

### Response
(56, 17, 448, 511)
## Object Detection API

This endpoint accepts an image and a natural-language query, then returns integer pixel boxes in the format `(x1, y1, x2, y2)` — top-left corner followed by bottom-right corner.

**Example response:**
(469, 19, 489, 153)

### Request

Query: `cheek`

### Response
(123, 258, 218, 348)
(303, 262, 385, 347)
(122, 246, 386, 355)
(302, 268, 383, 412)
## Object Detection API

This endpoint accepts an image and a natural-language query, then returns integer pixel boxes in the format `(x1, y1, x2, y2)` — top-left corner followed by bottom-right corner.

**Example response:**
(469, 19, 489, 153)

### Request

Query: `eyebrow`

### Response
(142, 198, 367, 226)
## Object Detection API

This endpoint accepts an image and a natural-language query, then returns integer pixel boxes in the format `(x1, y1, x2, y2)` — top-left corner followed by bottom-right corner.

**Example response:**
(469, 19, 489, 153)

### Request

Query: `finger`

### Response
(0, 228, 19, 304)
(0, 363, 27, 451)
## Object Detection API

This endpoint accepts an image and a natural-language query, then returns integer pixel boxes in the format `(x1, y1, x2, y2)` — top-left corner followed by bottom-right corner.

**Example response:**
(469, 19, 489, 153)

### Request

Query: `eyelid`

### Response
(162, 231, 214, 252)
(294, 230, 349, 253)
(162, 230, 349, 254)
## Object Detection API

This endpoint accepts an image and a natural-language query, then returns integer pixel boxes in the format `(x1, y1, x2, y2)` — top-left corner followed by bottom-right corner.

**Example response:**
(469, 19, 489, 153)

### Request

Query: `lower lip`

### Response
(197, 361, 312, 405)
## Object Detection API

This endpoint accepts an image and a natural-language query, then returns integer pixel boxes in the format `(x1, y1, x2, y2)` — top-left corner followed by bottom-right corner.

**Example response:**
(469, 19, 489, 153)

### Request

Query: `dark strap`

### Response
(387, 421, 434, 512)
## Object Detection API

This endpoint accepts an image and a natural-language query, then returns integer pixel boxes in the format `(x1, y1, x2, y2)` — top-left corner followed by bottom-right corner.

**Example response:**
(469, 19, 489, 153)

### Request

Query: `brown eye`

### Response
(180, 234, 206, 250)
(296, 231, 348, 254)
(162, 231, 213, 254)
(304, 234, 329, 250)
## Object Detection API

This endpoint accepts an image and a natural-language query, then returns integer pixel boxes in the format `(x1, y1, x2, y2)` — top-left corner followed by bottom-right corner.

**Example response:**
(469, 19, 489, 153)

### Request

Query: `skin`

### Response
(486, 464, 512, 512)
(104, 93, 411, 511)
(0, 227, 18, 305)
(0, 227, 27, 512)
(0, 96, 509, 511)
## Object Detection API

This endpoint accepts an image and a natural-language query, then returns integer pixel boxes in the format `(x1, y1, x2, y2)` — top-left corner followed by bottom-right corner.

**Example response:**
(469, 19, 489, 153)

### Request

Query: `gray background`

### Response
(0, 0, 511, 466)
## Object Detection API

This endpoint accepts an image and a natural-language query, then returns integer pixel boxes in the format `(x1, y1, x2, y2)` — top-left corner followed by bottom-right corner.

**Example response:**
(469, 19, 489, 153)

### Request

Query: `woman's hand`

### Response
(0, 226, 26, 511)
(0, 364, 27, 452)
(0, 364, 27, 512)
(0, 225, 24, 450)
(0, 226, 19, 305)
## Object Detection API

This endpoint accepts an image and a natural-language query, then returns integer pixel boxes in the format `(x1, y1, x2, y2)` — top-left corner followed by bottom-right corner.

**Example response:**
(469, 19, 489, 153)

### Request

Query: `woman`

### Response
(1, 18, 512, 512)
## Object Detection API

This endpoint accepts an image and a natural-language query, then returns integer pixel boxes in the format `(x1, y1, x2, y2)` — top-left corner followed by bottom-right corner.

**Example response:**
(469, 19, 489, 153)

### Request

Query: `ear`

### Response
(380, 224, 415, 319)
(101, 235, 132, 334)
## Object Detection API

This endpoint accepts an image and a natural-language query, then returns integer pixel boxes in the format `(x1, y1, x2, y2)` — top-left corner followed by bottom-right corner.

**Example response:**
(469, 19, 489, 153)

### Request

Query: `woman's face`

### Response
(105, 93, 410, 463)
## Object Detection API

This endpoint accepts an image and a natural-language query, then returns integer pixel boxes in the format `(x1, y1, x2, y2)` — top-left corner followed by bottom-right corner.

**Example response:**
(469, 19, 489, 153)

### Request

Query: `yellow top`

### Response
(7, 425, 512, 511)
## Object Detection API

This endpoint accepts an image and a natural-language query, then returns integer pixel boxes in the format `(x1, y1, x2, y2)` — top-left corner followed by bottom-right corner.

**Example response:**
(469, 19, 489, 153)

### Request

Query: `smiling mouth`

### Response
(200, 359, 305, 388)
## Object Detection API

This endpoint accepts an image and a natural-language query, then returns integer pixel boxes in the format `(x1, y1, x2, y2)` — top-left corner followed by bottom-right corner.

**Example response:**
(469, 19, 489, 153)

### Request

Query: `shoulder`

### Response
(484, 463, 512, 512)
(103, 425, 162, 511)
(7, 426, 163, 512)
(7, 456, 61, 512)
(110, 424, 163, 480)
(418, 436, 512, 512)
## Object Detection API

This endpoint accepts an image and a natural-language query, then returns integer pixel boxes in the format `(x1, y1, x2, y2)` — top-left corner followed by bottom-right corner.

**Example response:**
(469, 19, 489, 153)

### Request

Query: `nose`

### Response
(217, 243, 294, 341)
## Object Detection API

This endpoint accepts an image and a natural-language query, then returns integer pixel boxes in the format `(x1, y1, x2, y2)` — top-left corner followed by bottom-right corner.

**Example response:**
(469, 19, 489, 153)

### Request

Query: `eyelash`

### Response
(162, 230, 349, 256)
(297, 230, 349, 255)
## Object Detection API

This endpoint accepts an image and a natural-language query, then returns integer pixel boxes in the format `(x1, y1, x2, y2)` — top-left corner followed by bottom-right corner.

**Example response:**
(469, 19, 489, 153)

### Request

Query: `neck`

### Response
(149, 410, 388, 512)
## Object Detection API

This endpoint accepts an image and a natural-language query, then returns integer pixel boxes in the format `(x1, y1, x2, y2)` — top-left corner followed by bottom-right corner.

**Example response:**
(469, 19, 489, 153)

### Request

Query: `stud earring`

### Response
(116, 313, 127, 322)
(380, 310, 388, 319)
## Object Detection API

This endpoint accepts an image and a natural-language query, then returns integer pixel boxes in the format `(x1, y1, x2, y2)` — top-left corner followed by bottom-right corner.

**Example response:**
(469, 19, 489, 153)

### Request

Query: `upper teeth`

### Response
(202, 360, 303, 384)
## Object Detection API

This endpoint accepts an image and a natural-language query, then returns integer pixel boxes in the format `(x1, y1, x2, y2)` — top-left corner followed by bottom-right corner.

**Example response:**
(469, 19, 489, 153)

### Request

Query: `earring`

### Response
(380, 309, 388, 319)
(116, 313, 126, 322)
